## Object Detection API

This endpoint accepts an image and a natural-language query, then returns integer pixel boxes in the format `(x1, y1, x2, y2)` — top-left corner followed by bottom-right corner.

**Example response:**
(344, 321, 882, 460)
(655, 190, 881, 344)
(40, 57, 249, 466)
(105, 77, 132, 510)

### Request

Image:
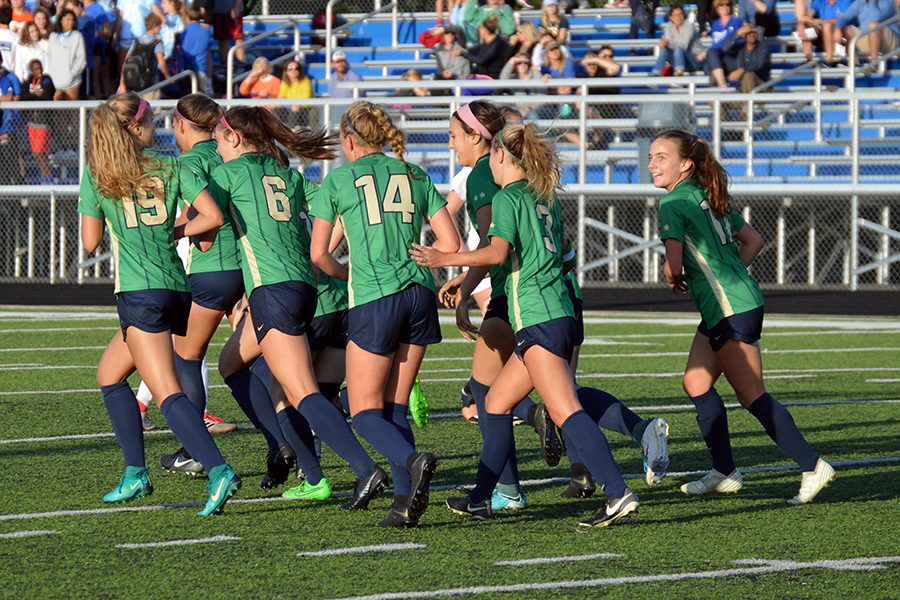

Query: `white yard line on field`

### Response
(494, 553, 624, 566)
(867, 378, 900, 383)
(297, 543, 427, 557)
(0, 530, 59, 539)
(115, 535, 240, 549)
(330, 556, 900, 600)
(0, 456, 897, 523)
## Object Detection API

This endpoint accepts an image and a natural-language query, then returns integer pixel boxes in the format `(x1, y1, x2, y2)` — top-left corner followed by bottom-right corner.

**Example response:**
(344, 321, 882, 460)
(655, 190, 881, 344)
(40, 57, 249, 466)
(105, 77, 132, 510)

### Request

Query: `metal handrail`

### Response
(752, 59, 818, 93)
(325, 0, 398, 81)
(139, 70, 198, 97)
(226, 20, 302, 99)
(341, 75, 707, 93)
(847, 13, 900, 92)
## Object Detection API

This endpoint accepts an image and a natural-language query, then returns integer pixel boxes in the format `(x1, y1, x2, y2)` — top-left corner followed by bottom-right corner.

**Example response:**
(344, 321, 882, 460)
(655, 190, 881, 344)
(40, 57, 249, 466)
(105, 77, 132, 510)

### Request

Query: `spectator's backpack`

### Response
(122, 39, 159, 91)
(633, 0, 657, 35)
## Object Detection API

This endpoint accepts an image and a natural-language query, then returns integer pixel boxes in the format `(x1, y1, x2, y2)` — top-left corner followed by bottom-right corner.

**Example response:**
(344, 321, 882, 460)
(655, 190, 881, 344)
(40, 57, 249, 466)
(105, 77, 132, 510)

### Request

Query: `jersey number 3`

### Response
(355, 174, 415, 225)
(122, 177, 167, 228)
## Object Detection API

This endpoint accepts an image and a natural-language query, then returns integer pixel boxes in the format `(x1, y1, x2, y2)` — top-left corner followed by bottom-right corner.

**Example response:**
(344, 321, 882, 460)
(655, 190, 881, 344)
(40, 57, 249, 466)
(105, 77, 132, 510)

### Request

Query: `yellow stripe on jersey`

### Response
(338, 214, 355, 308)
(229, 204, 262, 289)
(685, 235, 734, 318)
(106, 219, 121, 293)
(510, 251, 522, 331)
(185, 243, 193, 275)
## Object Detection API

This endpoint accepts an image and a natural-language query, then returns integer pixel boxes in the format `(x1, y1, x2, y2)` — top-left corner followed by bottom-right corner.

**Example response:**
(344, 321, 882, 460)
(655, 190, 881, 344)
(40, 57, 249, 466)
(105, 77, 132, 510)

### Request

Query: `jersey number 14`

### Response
(355, 173, 415, 225)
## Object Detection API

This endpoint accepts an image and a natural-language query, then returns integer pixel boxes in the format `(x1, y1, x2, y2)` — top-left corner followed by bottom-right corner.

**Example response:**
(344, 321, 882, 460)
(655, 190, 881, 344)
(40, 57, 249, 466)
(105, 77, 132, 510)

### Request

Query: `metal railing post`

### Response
(326, 0, 337, 81)
(807, 210, 816, 285)
(49, 191, 56, 284)
(78, 106, 86, 284)
(879, 205, 890, 284)
(391, 1, 398, 47)
(776, 201, 786, 284)
(814, 68, 822, 142)
(712, 98, 721, 160)
(27, 205, 34, 278)
(746, 97, 754, 177)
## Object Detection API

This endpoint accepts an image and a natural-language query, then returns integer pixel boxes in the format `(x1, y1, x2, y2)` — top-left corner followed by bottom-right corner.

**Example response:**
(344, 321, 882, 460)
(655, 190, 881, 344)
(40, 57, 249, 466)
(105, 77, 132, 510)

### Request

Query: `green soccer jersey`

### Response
(658, 179, 764, 327)
(211, 152, 318, 296)
(466, 154, 508, 299)
(316, 273, 349, 317)
(488, 180, 574, 332)
(177, 140, 242, 275)
(561, 237, 583, 300)
(311, 153, 446, 308)
(78, 151, 206, 294)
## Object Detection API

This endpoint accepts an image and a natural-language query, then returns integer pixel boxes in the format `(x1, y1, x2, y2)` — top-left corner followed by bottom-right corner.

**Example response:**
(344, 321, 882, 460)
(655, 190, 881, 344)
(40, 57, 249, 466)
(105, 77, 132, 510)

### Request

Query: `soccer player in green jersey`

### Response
(652, 129, 835, 504)
(211, 106, 383, 504)
(411, 124, 639, 528)
(78, 93, 241, 516)
(309, 101, 460, 527)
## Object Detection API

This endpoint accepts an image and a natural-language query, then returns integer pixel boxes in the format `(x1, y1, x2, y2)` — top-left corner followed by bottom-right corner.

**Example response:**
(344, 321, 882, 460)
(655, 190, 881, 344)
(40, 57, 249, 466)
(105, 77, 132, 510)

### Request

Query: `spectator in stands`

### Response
(706, 0, 746, 88)
(47, 9, 86, 99)
(695, 0, 714, 35)
(838, 0, 900, 67)
(21, 58, 54, 183)
(796, 0, 852, 64)
(434, 25, 471, 81)
(506, 20, 542, 67)
(61, 0, 97, 97)
(213, 0, 244, 64)
(326, 49, 362, 98)
(238, 55, 279, 99)
(160, 0, 184, 61)
(631, 0, 662, 40)
(0, 52, 25, 184)
(33, 7, 52, 40)
(461, 15, 509, 79)
(434, 0, 468, 41)
(579, 46, 622, 123)
(10, 0, 32, 35)
(729, 25, 771, 89)
(13, 21, 48, 82)
(0, 6, 19, 69)
(395, 68, 430, 98)
(739, 0, 779, 37)
(181, 6, 212, 93)
(117, 13, 168, 95)
(540, 0, 570, 44)
(84, 0, 112, 99)
(278, 58, 314, 127)
(541, 40, 575, 92)
(461, 0, 515, 47)
(116, 0, 165, 65)
(500, 53, 536, 80)
(651, 4, 707, 75)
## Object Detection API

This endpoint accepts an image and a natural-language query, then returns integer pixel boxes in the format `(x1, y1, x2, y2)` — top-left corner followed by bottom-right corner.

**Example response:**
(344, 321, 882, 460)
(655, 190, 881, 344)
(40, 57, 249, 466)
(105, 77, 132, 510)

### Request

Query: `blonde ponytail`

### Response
(494, 124, 561, 202)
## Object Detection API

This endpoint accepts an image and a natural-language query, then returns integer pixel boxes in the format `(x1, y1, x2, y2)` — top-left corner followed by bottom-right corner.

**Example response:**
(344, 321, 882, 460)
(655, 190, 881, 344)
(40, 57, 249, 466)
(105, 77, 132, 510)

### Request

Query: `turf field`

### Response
(0, 306, 898, 599)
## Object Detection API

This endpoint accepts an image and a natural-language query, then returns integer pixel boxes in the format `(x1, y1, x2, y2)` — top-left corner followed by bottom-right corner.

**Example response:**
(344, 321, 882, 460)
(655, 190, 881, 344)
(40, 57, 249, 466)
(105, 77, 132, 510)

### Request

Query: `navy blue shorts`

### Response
(514, 316, 578, 362)
(116, 289, 191, 340)
(247, 281, 317, 344)
(308, 310, 348, 352)
(188, 269, 245, 312)
(348, 284, 441, 354)
(564, 279, 585, 346)
(483, 294, 510, 324)
(698, 306, 765, 352)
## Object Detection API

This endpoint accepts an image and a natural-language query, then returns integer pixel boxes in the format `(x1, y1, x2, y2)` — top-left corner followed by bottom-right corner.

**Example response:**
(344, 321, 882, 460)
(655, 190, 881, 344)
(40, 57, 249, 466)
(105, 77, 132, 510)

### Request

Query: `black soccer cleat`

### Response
(160, 447, 204, 476)
(533, 405, 563, 467)
(379, 495, 418, 528)
(446, 495, 492, 520)
(578, 489, 639, 528)
(561, 474, 597, 498)
(341, 464, 388, 510)
(260, 442, 296, 490)
(405, 452, 438, 522)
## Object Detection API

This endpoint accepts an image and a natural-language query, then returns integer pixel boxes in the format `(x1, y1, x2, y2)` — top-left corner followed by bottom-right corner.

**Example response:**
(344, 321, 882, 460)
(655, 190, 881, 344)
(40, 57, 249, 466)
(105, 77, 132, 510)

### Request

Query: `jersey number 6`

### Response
(355, 173, 415, 225)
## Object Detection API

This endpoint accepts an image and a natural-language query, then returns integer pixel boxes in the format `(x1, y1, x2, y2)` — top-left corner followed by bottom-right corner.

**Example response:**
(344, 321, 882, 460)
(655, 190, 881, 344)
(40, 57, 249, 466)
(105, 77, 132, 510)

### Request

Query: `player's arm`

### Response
(328, 217, 345, 253)
(735, 222, 764, 267)
(174, 189, 224, 247)
(80, 214, 104, 253)
(310, 217, 349, 281)
(443, 189, 468, 248)
(454, 204, 493, 301)
(411, 234, 509, 269)
(428, 206, 461, 254)
(663, 239, 688, 294)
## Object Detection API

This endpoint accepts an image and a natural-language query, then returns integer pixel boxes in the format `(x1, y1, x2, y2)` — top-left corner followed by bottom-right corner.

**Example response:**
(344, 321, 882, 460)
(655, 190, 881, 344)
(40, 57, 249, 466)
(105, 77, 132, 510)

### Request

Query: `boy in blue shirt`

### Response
(181, 6, 213, 93)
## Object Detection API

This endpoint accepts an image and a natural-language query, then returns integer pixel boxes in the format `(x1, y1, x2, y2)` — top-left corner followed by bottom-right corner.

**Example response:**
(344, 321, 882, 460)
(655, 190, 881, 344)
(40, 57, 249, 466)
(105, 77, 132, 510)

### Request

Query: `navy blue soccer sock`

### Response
(101, 382, 145, 468)
(471, 412, 515, 503)
(277, 407, 324, 485)
(352, 408, 415, 495)
(577, 386, 642, 438)
(470, 378, 520, 487)
(174, 353, 205, 415)
(384, 402, 417, 494)
(561, 410, 627, 499)
(691, 388, 736, 475)
(224, 368, 284, 458)
(747, 393, 818, 472)
(512, 396, 536, 424)
(298, 393, 375, 479)
(161, 393, 225, 471)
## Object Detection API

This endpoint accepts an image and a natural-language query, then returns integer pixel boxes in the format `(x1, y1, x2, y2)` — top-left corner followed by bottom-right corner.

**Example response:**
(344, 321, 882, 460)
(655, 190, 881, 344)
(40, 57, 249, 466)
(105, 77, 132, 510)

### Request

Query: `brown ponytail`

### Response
(493, 123, 561, 203)
(451, 100, 505, 149)
(341, 101, 413, 176)
(220, 106, 336, 165)
(175, 93, 223, 131)
(655, 129, 730, 216)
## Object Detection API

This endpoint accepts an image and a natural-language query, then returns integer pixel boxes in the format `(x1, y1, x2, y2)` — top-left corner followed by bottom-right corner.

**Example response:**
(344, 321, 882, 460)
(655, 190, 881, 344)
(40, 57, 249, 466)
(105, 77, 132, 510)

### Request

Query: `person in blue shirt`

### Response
(0, 53, 25, 185)
(797, 0, 854, 64)
(84, 0, 111, 97)
(838, 0, 899, 64)
(706, 0, 748, 88)
(181, 6, 213, 94)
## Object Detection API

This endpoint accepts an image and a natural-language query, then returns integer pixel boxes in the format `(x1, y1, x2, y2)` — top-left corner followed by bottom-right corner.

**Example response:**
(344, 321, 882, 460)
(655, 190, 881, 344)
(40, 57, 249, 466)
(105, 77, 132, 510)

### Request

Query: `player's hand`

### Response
(456, 295, 479, 340)
(439, 272, 466, 307)
(668, 274, 689, 294)
(410, 243, 446, 268)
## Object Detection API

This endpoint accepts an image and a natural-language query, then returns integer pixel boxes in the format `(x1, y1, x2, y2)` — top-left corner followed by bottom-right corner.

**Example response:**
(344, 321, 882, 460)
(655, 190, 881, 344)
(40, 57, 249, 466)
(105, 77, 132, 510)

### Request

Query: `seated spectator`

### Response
(278, 58, 315, 128)
(181, 6, 213, 93)
(10, 0, 33, 35)
(506, 20, 542, 67)
(326, 49, 363, 98)
(797, 0, 853, 64)
(706, 0, 746, 88)
(838, 0, 900, 67)
(729, 25, 771, 89)
(541, 40, 575, 93)
(118, 13, 168, 95)
(461, 0, 515, 46)
(21, 59, 54, 183)
(12, 21, 48, 83)
(395, 68, 430, 99)
(631, 0, 662, 40)
(579, 47, 623, 122)
(47, 9, 86, 99)
(540, 0, 569, 44)
(0, 52, 25, 184)
(499, 53, 537, 79)
(652, 4, 707, 75)
(213, 0, 244, 64)
(238, 56, 279, 99)
(434, 25, 471, 81)
(461, 15, 509, 79)
(0, 6, 18, 69)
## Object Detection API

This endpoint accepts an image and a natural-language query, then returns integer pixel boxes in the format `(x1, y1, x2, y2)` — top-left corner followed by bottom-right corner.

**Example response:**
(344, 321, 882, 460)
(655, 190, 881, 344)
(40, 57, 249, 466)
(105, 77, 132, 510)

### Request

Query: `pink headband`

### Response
(219, 115, 237, 136)
(456, 104, 492, 140)
(128, 98, 149, 129)
(174, 105, 204, 130)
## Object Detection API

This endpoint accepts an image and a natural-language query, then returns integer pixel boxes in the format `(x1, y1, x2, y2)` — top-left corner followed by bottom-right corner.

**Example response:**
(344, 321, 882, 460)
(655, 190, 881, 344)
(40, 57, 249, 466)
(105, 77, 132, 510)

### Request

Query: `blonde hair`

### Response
(341, 101, 411, 173)
(493, 124, 560, 203)
(87, 93, 165, 201)
(517, 21, 540, 46)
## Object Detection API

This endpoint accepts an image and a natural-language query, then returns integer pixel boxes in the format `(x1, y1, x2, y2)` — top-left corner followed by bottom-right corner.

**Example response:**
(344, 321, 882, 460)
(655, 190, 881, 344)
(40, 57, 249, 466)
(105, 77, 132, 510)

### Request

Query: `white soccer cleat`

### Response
(680, 469, 743, 495)
(641, 417, 670, 486)
(788, 459, 835, 505)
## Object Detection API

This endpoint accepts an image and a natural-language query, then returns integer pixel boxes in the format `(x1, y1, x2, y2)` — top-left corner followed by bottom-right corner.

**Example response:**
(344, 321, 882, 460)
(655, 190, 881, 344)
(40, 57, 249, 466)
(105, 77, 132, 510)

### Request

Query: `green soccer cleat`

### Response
(408, 378, 429, 429)
(282, 477, 332, 501)
(102, 466, 153, 504)
(198, 464, 242, 517)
